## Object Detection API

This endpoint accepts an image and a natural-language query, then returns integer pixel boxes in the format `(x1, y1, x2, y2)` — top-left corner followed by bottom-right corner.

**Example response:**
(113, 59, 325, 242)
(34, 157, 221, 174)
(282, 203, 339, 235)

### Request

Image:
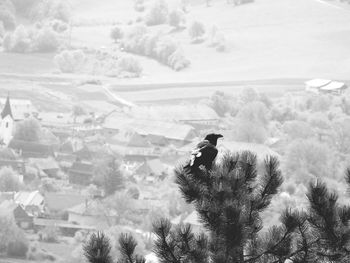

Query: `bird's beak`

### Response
(218, 135, 224, 140)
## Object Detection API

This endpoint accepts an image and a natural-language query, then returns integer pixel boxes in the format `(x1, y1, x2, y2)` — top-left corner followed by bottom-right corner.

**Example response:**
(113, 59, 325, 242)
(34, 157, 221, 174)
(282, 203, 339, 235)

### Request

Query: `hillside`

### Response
(68, 0, 350, 82)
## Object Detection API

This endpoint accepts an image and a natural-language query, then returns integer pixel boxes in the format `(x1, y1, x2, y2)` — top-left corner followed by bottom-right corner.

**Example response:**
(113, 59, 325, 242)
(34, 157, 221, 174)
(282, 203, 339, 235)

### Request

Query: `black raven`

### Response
(185, 133, 223, 172)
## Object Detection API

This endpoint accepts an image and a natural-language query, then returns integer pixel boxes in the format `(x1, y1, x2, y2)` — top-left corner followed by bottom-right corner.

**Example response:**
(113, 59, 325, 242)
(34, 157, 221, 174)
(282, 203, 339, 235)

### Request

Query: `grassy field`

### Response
(1, 0, 350, 106)
(68, 0, 350, 82)
(0, 53, 56, 75)
(1, 0, 350, 82)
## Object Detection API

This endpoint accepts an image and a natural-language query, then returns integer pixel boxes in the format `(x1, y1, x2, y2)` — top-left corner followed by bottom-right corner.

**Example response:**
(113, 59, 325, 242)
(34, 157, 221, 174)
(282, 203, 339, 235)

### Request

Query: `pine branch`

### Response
(175, 166, 206, 204)
(253, 156, 283, 212)
(307, 181, 340, 246)
(118, 233, 145, 263)
(346, 168, 350, 188)
(83, 232, 113, 263)
(174, 224, 209, 263)
(152, 218, 181, 263)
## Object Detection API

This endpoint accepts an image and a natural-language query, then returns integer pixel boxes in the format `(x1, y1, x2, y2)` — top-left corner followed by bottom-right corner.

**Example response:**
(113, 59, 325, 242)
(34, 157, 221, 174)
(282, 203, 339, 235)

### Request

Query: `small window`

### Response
(6, 122, 8, 128)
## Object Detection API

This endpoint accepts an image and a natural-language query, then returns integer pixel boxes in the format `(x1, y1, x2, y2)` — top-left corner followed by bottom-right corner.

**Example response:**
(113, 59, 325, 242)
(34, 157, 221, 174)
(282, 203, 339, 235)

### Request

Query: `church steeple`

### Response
(1, 95, 13, 119)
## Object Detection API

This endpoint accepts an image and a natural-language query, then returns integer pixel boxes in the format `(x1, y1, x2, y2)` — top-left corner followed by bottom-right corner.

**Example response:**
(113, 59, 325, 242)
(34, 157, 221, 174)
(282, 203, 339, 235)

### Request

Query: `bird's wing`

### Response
(190, 140, 211, 166)
(190, 140, 209, 154)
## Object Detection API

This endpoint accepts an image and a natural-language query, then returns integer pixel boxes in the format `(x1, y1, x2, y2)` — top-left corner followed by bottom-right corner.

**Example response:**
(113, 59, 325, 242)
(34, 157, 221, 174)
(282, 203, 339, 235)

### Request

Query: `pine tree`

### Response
(153, 151, 285, 262)
(84, 150, 350, 263)
(104, 157, 125, 196)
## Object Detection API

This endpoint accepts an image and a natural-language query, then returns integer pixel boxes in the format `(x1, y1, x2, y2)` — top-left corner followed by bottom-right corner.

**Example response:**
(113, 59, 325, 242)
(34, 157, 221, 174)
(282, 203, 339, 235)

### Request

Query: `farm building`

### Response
(319, 81, 348, 94)
(305, 79, 348, 94)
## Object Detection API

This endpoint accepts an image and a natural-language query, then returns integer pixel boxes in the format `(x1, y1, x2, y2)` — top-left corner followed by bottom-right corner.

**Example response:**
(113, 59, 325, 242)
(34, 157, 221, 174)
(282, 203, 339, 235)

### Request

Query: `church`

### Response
(0, 95, 38, 145)
(0, 96, 14, 145)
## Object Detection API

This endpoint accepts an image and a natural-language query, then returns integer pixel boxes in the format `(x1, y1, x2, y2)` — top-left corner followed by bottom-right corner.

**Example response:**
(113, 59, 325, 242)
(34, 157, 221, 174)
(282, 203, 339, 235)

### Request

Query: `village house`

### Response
(8, 139, 55, 159)
(108, 132, 160, 162)
(67, 198, 118, 229)
(33, 217, 96, 236)
(28, 157, 60, 178)
(80, 100, 119, 119)
(130, 104, 220, 130)
(44, 192, 88, 216)
(68, 161, 95, 186)
(0, 200, 33, 229)
(14, 190, 45, 216)
(59, 137, 84, 154)
(0, 159, 25, 174)
(103, 111, 197, 146)
(135, 159, 168, 182)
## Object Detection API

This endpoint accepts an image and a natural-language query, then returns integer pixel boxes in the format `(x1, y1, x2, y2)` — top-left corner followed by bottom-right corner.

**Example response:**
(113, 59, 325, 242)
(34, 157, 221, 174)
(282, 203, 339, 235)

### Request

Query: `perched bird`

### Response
(185, 133, 223, 172)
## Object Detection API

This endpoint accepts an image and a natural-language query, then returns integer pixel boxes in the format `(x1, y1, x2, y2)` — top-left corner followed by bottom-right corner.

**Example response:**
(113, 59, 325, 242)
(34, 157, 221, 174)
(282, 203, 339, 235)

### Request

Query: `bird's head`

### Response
(204, 133, 223, 146)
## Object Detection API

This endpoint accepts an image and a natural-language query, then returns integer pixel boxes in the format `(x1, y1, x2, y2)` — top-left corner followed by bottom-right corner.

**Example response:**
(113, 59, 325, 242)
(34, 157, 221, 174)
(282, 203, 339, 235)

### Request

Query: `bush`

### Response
(215, 32, 228, 52)
(284, 139, 334, 180)
(110, 26, 123, 43)
(2, 32, 12, 50)
(189, 21, 205, 41)
(117, 56, 143, 77)
(5, 225, 28, 258)
(3, 24, 61, 53)
(126, 186, 140, 199)
(49, 19, 69, 33)
(9, 0, 39, 16)
(32, 26, 59, 52)
(40, 178, 60, 192)
(0, 7, 16, 30)
(27, 242, 57, 261)
(134, 0, 145, 12)
(168, 9, 185, 28)
(143, 33, 159, 56)
(0, 21, 4, 38)
(33, 0, 71, 22)
(54, 49, 86, 73)
(7, 24, 31, 53)
(145, 0, 168, 26)
(167, 47, 190, 71)
(39, 226, 60, 243)
(155, 37, 178, 63)
(0, 167, 21, 192)
(122, 29, 190, 71)
(7, 239, 28, 258)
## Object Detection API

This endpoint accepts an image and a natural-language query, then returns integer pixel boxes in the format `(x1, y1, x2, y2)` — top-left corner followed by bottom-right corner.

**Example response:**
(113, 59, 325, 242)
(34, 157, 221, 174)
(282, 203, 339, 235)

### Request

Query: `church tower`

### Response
(0, 95, 14, 145)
